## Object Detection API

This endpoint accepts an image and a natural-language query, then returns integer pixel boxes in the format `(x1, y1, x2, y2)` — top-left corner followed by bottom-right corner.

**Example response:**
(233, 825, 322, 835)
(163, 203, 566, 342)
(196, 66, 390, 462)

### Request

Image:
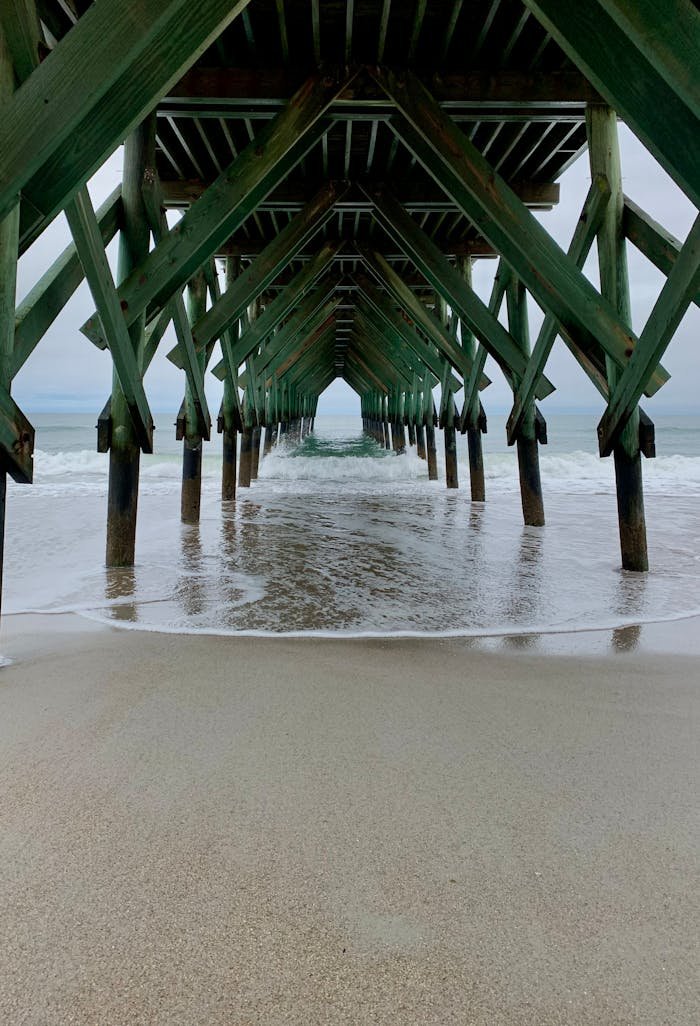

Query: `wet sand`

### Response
(0, 614, 698, 1025)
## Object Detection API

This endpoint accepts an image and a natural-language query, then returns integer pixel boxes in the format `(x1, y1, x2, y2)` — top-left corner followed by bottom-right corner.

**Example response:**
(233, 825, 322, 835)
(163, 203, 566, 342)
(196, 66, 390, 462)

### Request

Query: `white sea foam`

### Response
(6, 415, 700, 638)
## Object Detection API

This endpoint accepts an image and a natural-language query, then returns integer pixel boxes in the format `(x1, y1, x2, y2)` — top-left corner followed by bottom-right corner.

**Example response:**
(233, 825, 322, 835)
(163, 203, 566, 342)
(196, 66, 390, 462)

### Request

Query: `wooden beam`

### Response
(65, 188, 153, 453)
(0, 0, 43, 85)
(352, 271, 465, 389)
(522, 0, 700, 208)
(160, 178, 561, 212)
(165, 67, 601, 111)
(506, 174, 611, 443)
(189, 182, 346, 372)
(81, 75, 355, 347)
(255, 287, 342, 377)
(623, 196, 700, 310)
(221, 239, 343, 369)
(11, 186, 121, 376)
(355, 245, 486, 385)
(598, 213, 700, 456)
(0, 0, 255, 248)
(362, 183, 555, 399)
(374, 71, 670, 397)
(140, 173, 210, 438)
(0, 387, 33, 483)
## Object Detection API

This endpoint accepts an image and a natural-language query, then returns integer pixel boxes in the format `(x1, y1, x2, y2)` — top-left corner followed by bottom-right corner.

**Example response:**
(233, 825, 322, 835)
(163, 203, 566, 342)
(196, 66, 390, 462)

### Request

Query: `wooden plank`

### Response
(355, 246, 485, 384)
(65, 188, 153, 453)
(352, 273, 462, 390)
(506, 174, 611, 443)
(0, 0, 43, 85)
(522, 0, 700, 208)
(218, 239, 343, 370)
(362, 182, 555, 399)
(256, 289, 342, 377)
(352, 306, 441, 390)
(0, 387, 33, 483)
(12, 186, 121, 375)
(166, 67, 600, 109)
(598, 212, 700, 456)
(80, 74, 353, 346)
(140, 174, 210, 438)
(460, 258, 511, 430)
(623, 196, 700, 310)
(371, 69, 670, 396)
(2, 0, 256, 248)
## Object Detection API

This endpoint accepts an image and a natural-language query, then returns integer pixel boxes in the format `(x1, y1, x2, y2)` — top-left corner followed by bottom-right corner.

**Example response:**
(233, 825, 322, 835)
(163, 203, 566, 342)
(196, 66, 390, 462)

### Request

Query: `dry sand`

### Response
(0, 614, 698, 1025)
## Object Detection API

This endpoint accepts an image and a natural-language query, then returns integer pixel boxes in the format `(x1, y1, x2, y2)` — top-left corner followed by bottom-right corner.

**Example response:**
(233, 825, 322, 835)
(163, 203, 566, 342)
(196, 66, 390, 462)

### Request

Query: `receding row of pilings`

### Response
(360, 392, 549, 528)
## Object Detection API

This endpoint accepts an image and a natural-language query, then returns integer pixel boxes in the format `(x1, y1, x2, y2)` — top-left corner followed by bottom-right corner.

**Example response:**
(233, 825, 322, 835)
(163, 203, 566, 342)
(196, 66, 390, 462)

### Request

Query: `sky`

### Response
(12, 124, 699, 419)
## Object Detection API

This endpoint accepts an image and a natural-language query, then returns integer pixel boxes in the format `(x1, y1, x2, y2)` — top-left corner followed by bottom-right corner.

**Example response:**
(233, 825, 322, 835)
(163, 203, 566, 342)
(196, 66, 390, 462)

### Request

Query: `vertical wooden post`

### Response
(407, 421, 416, 447)
(263, 424, 275, 454)
(181, 269, 207, 523)
(587, 105, 648, 571)
(425, 392, 438, 480)
(507, 278, 544, 526)
(0, 28, 19, 616)
(239, 413, 253, 488)
(416, 423, 426, 460)
(457, 256, 486, 502)
(444, 394, 459, 488)
(221, 257, 240, 501)
(106, 117, 155, 564)
(250, 425, 261, 479)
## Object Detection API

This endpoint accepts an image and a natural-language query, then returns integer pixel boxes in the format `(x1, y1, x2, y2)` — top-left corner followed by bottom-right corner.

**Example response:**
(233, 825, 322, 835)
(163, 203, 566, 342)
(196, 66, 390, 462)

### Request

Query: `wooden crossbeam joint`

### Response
(0, 389, 34, 483)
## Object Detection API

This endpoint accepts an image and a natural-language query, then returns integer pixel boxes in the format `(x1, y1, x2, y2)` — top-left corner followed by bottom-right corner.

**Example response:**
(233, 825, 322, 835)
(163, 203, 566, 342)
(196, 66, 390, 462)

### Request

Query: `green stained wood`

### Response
(2, 0, 255, 249)
(81, 75, 355, 348)
(363, 182, 555, 398)
(166, 181, 346, 365)
(623, 196, 700, 310)
(351, 317, 417, 390)
(12, 187, 121, 377)
(356, 245, 486, 385)
(260, 296, 342, 379)
(352, 275, 459, 391)
(222, 239, 343, 369)
(0, 0, 42, 86)
(353, 302, 441, 389)
(371, 69, 669, 396)
(141, 174, 210, 438)
(223, 276, 340, 381)
(523, 0, 700, 207)
(65, 188, 153, 453)
(506, 174, 612, 443)
(598, 212, 700, 456)
(0, 386, 33, 483)
(460, 258, 511, 430)
(142, 306, 172, 373)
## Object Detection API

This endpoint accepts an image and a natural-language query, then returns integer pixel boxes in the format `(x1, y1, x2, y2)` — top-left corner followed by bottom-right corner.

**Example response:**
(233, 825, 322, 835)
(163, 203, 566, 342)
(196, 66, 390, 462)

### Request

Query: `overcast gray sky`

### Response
(13, 123, 699, 418)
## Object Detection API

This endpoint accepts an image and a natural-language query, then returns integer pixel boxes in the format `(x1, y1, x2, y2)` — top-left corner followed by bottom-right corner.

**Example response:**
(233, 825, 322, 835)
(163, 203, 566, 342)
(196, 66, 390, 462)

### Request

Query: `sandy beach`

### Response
(0, 613, 698, 1025)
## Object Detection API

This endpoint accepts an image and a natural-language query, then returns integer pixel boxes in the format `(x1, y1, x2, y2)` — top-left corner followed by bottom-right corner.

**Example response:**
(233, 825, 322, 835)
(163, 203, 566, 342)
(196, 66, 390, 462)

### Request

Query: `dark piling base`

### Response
(394, 422, 406, 454)
(263, 425, 275, 455)
(407, 422, 416, 447)
(222, 428, 237, 501)
(250, 427, 261, 480)
(181, 439, 203, 523)
(416, 424, 426, 460)
(239, 427, 253, 488)
(516, 436, 545, 526)
(425, 423, 438, 481)
(613, 447, 649, 571)
(467, 426, 485, 502)
(444, 425, 458, 488)
(106, 445, 141, 566)
(384, 422, 392, 450)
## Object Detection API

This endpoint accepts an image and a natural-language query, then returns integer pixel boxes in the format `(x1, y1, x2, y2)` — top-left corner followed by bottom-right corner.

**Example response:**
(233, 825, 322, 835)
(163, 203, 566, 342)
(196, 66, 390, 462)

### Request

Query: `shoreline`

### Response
(1, 612, 698, 1024)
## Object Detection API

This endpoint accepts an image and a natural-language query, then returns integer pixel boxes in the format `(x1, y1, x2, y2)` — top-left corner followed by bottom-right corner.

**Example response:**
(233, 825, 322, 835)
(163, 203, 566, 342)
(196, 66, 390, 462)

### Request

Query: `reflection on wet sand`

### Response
(104, 566, 137, 623)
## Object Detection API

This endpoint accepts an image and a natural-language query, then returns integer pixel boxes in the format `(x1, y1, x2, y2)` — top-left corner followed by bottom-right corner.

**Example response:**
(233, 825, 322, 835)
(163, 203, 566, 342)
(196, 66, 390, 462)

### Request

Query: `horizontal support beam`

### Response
(164, 67, 602, 115)
(81, 72, 356, 347)
(160, 179, 560, 212)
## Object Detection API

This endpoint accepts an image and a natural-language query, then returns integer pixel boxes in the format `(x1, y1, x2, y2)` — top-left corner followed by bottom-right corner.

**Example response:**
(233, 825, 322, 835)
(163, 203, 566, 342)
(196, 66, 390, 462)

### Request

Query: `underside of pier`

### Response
(0, 0, 698, 607)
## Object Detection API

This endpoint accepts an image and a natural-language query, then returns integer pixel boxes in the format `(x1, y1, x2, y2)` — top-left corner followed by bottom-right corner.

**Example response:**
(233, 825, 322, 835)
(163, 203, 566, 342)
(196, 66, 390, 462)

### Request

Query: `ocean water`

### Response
(4, 412, 700, 639)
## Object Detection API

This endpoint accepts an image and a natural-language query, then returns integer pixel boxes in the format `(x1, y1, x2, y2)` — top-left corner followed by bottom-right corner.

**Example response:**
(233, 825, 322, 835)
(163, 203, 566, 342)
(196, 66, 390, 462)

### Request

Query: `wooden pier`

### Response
(0, 0, 698, 609)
